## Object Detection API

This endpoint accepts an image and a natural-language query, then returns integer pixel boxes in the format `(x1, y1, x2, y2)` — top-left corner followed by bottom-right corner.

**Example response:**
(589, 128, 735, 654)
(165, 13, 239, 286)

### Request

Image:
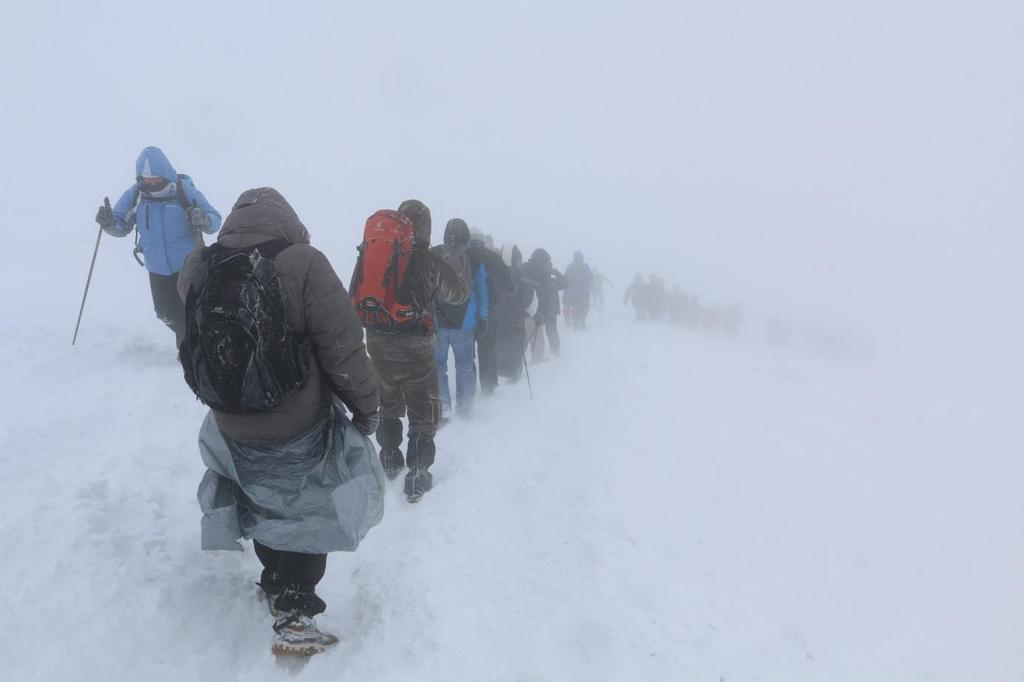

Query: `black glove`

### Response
(187, 205, 211, 231)
(352, 410, 381, 436)
(533, 311, 545, 326)
(475, 317, 490, 339)
(95, 197, 116, 229)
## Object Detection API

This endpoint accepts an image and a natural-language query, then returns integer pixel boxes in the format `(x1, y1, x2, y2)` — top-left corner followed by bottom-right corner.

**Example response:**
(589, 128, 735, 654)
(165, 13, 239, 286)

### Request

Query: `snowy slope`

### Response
(1, 283, 1021, 681)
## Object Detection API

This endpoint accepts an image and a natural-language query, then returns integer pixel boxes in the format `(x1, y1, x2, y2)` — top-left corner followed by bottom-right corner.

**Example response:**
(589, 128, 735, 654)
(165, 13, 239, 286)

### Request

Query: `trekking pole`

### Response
(73, 200, 107, 345)
(521, 324, 540, 400)
(521, 342, 535, 401)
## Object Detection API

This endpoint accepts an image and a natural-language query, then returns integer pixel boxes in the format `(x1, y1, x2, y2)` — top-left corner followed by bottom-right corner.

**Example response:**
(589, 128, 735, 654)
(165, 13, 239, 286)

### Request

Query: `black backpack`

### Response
(179, 240, 309, 413)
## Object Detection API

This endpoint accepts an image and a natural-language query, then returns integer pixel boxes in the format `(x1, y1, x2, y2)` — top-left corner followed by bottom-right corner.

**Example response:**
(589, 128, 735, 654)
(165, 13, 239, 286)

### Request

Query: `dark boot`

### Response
(406, 435, 436, 470)
(404, 436, 436, 502)
(376, 417, 404, 480)
(404, 468, 433, 503)
(380, 450, 404, 480)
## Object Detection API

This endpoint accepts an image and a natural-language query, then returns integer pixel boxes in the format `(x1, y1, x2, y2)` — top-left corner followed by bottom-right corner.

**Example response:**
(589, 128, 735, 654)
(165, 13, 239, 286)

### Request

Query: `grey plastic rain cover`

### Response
(196, 403, 385, 554)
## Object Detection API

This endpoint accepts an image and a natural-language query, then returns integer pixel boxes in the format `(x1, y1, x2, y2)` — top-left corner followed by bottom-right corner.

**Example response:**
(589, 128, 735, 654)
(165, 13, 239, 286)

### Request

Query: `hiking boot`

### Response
(272, 613, 339, 656)
(379, 448, 404, 480)
(404, 468, 433, 503)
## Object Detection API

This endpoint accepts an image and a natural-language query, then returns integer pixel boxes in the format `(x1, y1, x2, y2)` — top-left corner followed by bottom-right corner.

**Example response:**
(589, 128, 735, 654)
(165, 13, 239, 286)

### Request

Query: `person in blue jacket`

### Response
(432, 218, 489, 419)
(94, 146, 221, 346)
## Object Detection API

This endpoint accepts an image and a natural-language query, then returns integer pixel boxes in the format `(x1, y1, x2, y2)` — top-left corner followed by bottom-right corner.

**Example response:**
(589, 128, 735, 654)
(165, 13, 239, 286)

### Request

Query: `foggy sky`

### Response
(1, 0, 1021, 385)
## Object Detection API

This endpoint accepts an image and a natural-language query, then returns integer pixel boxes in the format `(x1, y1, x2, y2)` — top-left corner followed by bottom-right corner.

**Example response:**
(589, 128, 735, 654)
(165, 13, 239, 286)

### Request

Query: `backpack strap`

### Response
(350, 242, 367, 293)
(176, 174, 192, 212)
(127, 187, 145, 267)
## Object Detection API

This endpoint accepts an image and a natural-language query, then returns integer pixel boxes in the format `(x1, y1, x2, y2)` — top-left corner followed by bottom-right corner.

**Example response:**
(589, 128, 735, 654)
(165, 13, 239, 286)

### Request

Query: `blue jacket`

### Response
(461, 263, 490, 331)
(105, 147, 222, 275)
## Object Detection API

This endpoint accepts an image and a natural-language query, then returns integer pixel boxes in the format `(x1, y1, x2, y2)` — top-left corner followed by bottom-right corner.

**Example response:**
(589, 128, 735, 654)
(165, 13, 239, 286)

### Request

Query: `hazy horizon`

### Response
(2, 0, 1021, 401)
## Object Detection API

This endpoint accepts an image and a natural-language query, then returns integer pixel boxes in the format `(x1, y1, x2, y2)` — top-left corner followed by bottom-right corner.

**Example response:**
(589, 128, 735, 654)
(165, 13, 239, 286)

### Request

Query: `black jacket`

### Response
(522, 249, 567, 318)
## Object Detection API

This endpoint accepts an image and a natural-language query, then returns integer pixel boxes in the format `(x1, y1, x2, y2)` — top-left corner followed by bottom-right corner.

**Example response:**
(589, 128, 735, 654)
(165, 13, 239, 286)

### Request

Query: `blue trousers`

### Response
(434, 328, 477, 417)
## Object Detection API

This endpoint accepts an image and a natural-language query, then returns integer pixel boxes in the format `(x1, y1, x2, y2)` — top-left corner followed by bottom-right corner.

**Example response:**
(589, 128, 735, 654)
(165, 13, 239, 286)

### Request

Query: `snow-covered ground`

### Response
(1, 252, 1020, 681)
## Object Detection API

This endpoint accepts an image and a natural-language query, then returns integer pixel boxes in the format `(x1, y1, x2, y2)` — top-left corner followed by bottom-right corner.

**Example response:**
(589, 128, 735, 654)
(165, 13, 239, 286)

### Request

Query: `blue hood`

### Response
(135, 146, 177, 182)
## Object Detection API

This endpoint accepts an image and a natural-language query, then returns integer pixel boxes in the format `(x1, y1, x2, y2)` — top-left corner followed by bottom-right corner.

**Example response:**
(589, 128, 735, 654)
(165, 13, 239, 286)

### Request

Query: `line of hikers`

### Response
(623, 273, 745, 337)
(92, 147, 599, 656)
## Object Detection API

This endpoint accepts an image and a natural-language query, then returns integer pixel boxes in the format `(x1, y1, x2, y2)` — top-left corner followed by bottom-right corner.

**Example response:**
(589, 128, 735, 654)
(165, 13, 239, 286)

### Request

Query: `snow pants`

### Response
(545, 317, 561, 353)
(525, 316, 560, 361)
(435, 328, 477, 417)
(496, 323, 526, 380)
(566, 296, 590, 330)
(372, 352, 442, 471)
(149, 271, 185, 347)
(255, 540, 327, 616)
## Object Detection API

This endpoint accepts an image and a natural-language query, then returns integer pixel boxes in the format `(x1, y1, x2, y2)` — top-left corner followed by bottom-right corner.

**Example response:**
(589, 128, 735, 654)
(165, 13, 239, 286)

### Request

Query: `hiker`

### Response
(648, 275, 667, 323)
(723, 302, 745, 338)
(177, 188, 382, 656)
(591, 267, 613, 312)
(351, 200, 467, 501)
(563, 251, 593, 330)
(433, 219, 489, 418)
(494, 243, 537, 381)
(94, 146, 221, 346)
(702, 302, 723, 335)
(521, 248, 567, 360)
(686, 293, 703, 331)
(668, 286, 687, 326)
(470, 230, 513, 396)
(623, 273, 649, 322)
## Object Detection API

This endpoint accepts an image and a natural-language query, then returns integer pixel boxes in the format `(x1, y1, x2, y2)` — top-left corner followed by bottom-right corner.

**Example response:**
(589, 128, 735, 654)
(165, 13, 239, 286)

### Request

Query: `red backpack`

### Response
(350, 210, 430, 331)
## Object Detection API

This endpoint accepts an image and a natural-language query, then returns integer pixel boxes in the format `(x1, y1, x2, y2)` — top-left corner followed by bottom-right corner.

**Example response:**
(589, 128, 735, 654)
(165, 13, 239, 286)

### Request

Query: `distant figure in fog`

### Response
(563, 251, 594, 330)
(723, 303, 744, 338)
(702, 302, 722, 335)
(648, 275, 667, 322)
(623, 273, 649, 322)
(668, 286, 687, 326)
(591, 268, 613, 312)
(685, 294, 702, 331)
(764, 314, 796, 348)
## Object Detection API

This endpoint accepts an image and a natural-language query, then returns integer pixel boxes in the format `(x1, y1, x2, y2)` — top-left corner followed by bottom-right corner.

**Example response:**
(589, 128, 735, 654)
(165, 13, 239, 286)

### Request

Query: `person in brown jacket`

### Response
(361, 199, 467, 502)
(178, 187, 381, 654)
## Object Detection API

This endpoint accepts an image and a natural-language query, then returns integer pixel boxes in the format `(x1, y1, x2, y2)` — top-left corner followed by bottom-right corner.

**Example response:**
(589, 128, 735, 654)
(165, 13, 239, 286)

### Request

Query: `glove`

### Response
(475, 318, 490, 340)
(352, 410, 381, 436)
(533, 311, 545, 326)
(187, 205, 211, 231)
(95, 198, 116, 229)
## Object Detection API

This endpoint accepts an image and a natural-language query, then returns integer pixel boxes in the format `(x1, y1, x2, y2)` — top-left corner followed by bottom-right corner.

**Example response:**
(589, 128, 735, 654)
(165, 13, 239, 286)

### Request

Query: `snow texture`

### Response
(1, 292, 1020, 681)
